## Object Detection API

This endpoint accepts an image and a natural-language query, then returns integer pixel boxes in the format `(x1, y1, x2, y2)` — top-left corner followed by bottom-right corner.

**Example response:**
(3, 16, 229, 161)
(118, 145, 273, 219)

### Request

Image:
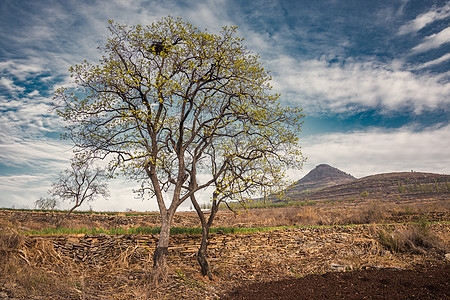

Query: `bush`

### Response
(360, 191, 369, 198)
(341, 201, 387, 225)
(378, 220, 446, 254)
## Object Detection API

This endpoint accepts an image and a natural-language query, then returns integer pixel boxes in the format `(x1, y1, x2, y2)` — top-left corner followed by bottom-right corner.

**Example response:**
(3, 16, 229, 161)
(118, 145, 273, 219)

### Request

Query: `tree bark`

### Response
(191, 193, 218, 280)
(55, 203, 80, 228)
(197, 224, 212, 279)
(152, 212, 172, 283)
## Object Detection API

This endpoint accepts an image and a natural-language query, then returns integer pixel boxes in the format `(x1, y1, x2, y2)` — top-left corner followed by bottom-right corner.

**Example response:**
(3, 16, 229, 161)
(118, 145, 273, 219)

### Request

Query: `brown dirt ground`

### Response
(1, 207, 449, 299)
(222, 263, 450, 300)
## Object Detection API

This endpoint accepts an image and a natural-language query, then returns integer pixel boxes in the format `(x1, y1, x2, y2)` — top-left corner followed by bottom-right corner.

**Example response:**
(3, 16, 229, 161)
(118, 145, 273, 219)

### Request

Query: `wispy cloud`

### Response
(0, 95, 70, 171)
(0, 135, 71, 169)
(411, 27, 450, 53)
(0, 60, 46, 81)
(0, 174, 48, 192)
(28, 90, 40, 97)
(0, 96, 62, 136)
(398, 2, 450, 35)
(270, 56, 450, 114)
(0, 77, 25, 93)
(414, 53, 450, 70)
(0, 174, 52, 209)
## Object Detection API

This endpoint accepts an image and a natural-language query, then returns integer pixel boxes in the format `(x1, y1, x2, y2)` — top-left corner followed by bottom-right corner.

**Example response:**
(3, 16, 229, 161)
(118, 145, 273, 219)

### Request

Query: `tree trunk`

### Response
(66, 203, 79, 216)
(152, 213, 172, 283)
(197, 224, 212, 279)
(191, 192, 219, 280)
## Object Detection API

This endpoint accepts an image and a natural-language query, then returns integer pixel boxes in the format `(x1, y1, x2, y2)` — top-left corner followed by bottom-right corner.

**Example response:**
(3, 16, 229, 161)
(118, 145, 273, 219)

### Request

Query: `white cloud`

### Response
(0, 136, 71, 169)
(0, 174, 52, 209)
(412, 27, 450, 53)
(270, 56, 450, 114)
(1, 0, 449, 211)
(296, 124, 450, 179)
(88, 179, 154, 212)
(0, 174, 47, 192)
(0, 96, 64, 140)
(414, 53, 450, 70)
(398, 3, 450, 35)
(0, 59, 47, 81)
(0, 77, 25, 93)
(28, 90, 40, 97)
(0, 97, 71, 171)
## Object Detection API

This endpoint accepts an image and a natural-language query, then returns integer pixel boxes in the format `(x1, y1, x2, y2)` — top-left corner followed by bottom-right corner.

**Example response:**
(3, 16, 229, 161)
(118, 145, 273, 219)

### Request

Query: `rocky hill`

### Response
(299, 171, 450, 202)
(282, 164, 356, 199)
(274, 164, 450, 204)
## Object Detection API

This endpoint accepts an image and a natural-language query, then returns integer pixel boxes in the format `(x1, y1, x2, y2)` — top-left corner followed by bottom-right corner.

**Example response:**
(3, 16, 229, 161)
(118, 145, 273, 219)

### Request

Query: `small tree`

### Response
(190, 129, 301, 279)
(54, 17, 304, 282)
(49, 157, 109, 216)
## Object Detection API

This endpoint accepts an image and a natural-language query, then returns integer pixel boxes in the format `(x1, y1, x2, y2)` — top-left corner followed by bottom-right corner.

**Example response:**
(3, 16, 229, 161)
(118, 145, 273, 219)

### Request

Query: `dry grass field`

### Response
(0, 194, 449, 299)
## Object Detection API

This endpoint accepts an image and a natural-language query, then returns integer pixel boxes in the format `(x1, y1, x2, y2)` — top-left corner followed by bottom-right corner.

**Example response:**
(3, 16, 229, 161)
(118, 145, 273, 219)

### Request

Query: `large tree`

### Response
(54, 17, 304, 282)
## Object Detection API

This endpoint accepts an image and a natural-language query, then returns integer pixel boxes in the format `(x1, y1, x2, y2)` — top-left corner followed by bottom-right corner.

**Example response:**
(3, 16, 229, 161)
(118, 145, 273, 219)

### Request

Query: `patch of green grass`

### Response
(22, 220, 449, 237)
(22, 225, 301, 236)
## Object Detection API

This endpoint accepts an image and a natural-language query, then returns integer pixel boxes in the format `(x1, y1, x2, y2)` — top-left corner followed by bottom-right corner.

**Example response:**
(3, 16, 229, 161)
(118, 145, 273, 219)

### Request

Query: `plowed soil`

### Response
(222, 263, 450, 300)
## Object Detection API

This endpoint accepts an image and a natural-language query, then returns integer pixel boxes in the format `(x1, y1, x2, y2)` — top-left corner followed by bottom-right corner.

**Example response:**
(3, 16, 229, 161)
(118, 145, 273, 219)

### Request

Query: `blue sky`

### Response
(1, 0, 449, 211)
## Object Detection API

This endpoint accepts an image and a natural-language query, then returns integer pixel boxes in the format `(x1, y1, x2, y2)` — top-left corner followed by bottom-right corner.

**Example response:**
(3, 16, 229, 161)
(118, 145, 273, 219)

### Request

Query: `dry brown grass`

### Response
(338, 201, 388, 225)
(0, 229, 77, 298)
(57, 216, 104, 230)
(378, 221, 448, 255)
(0, 230, 157, 299)
(214, 199, 448, 228)
(216, 203, 383, 227)
(0, 205, 448, 299)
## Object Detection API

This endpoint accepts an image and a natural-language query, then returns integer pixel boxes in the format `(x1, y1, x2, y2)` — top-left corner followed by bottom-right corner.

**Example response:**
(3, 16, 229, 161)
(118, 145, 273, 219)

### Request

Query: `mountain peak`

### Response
(288, 164, 356, 194)
(297, 164, 356, 184)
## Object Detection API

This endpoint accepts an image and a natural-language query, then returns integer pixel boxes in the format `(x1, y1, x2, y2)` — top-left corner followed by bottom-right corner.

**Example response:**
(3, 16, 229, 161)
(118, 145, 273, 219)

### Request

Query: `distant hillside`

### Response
(286, 164, 356, 196)
(260, 165, 450, 206)
(290, 171, 450, 202)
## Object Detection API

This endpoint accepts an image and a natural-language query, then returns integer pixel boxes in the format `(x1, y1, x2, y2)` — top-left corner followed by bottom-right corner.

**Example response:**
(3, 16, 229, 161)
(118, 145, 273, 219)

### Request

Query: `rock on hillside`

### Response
(288, 164, 356, 194)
